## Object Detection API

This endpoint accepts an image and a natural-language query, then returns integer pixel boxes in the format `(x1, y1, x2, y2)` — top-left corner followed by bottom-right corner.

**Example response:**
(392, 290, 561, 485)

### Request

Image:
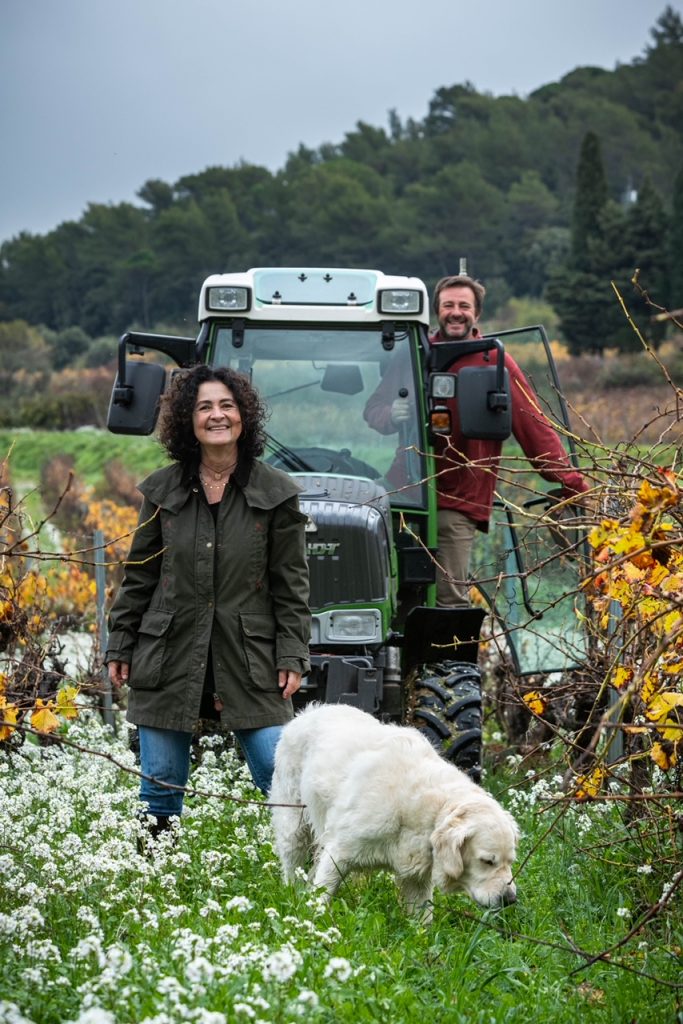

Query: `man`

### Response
(364, 274, 589, 605)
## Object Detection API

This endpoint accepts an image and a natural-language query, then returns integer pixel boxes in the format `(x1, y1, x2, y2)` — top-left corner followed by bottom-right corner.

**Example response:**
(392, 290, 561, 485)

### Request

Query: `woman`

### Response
(106, 365, 310, 832)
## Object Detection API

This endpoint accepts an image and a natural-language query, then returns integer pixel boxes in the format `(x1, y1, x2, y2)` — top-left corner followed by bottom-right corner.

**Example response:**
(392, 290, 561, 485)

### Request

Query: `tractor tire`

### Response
(410, 660, 482, 782)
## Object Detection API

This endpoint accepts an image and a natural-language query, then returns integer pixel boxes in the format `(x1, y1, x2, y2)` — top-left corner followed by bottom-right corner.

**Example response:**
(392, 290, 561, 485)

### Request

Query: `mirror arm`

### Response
(487, 339, 509, 412)
(112, 330, 200, 407)
(113, 336, 134, 406)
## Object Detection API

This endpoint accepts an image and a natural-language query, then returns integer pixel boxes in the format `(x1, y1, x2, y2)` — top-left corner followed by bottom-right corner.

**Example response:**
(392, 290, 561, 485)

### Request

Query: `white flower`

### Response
(190, 1011, 228, 1024)
(0, 1000, 36, 1024)
(296, 990, 319, 1008)
(637, 864, 653, 874)
(232, 1005, 256, 1019)
(67, 1009, 117, 1024)
(186, 956, 216, 984)
(323, 957, 353, 982)
(199, 899, 221, 918)
(262, 947, 301, 982)
(225, 896, 252, 913)
(616, 907, 631, 918)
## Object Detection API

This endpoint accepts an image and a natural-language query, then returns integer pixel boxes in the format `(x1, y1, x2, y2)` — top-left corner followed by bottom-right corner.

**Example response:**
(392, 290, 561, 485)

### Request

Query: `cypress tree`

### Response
(548, 131, 613, 354)
(571, 131, 609, 265)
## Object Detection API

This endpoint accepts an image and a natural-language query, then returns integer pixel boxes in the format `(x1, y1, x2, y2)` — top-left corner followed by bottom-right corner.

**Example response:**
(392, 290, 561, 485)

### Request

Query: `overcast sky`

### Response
(0, 0, 674, 243)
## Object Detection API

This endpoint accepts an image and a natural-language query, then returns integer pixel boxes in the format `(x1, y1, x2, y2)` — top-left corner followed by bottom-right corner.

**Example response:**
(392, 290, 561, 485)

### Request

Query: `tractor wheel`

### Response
(409, 660, 482, 782)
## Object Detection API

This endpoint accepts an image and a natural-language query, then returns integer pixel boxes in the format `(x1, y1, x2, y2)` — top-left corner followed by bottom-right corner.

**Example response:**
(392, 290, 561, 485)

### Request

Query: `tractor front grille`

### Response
(297, 475, 392, 608)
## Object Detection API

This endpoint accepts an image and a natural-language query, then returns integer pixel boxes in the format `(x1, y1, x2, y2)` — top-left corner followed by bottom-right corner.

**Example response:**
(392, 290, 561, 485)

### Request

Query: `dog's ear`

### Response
(430, 811, 474, 880)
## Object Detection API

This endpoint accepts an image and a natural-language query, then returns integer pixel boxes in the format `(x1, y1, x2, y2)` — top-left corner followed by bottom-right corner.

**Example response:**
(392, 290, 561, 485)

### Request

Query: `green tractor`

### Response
(107, 267, 587, 779)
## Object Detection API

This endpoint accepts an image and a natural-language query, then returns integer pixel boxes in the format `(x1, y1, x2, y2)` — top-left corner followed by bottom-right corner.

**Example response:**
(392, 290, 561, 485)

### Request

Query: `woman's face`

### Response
(192, 380, 243, 453)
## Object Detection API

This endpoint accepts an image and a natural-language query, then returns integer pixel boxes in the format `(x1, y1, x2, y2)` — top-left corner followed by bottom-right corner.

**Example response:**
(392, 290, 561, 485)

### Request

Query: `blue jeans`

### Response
(137, 724, 283, 816)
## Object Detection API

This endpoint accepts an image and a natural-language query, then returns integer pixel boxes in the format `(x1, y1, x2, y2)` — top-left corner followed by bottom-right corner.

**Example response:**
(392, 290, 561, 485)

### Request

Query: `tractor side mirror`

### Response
(428, 365, 512, 441)
(107, 360, 166, 435)
(457, 365, 512, 440)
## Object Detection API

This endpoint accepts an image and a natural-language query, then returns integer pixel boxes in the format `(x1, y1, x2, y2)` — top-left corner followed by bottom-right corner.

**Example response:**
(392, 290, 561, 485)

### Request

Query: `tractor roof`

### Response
(198, 267, 430, 327)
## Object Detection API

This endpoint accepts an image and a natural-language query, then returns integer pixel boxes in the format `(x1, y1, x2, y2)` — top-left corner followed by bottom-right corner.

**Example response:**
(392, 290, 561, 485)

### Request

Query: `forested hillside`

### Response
(0, 9, 681, 361)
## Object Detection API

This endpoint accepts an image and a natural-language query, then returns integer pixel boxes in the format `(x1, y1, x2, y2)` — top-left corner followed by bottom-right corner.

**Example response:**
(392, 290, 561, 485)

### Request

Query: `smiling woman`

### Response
(193, 381, 243, 501)
(104, 364, 311, 839)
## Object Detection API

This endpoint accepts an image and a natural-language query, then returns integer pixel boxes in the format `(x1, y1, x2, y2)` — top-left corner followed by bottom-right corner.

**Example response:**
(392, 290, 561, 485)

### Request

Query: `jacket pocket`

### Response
(129, 609, 174, 690)
(239, 612, 277, 690)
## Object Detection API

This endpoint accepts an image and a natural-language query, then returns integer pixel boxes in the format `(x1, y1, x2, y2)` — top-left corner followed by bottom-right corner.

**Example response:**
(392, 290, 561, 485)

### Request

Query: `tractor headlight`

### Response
(326, 610, 381, 642)
(378, 289, 422, 315)
(430, 373, 456, 399)
(205, 286, 250, 312)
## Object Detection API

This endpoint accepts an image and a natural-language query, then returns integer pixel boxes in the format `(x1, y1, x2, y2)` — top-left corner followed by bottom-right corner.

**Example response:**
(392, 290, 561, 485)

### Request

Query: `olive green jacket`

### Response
(105, 459, 311, 732)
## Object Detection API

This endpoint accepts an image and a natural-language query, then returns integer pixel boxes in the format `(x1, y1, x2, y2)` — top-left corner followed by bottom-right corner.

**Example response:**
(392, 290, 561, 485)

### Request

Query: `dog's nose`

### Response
(502, 886, 517, 906)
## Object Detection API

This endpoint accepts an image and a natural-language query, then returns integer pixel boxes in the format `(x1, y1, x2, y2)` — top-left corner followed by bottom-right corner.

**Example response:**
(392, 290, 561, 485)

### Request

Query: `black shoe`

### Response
(136, 813, 176, 854)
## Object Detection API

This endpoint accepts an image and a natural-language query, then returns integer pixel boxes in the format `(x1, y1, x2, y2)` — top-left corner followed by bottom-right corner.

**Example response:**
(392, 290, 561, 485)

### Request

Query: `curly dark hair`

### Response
(157, 364, 268, 464)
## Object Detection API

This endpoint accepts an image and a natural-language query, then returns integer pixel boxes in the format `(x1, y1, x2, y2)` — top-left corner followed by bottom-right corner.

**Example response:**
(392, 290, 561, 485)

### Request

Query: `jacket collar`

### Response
(429, 325, 483, 344)
(138, 457, 301, 513)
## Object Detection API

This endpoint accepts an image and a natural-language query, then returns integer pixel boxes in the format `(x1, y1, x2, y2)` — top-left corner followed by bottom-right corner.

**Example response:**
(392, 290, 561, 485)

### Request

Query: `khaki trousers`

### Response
(436, 508, 477, 607)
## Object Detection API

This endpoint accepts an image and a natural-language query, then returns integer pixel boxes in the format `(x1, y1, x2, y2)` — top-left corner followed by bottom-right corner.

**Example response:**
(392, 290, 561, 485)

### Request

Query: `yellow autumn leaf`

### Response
(31, 700, 60, 735)
(651, 741, 678, 771)
(612, 530, 646, 557)
(55, 686, 79, 720)
(648, 563, 669, 588)
(659, 720, 683, 742)
(640, 674, 661, 706)
(611, 666, 633, 691)
(522, 690, 547, 716)
(574, 766, 605, 800)
(661, 573, 683, 595)
(662, 611, 681, 635)
(0, 697, 19, 742)
(588, 520, 619, 549)
(645, 692, 683, 722)
(637, 479, 663, 508)
(622, 561, 644, 584)
(637, 477, 679, 511)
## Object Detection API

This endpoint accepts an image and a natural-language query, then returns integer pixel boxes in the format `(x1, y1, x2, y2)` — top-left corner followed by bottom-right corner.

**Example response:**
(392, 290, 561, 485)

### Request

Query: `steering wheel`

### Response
(266, 446, 381, 479)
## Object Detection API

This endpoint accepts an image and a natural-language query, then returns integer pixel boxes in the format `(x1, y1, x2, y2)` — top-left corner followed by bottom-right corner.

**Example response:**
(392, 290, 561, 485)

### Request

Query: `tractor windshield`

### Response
(210, 324, 426, 508)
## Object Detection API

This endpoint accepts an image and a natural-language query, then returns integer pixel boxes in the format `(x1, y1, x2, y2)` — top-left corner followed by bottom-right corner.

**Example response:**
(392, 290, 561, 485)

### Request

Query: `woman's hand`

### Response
(278, 670, 302, 700)
(107, 660, 130, 688)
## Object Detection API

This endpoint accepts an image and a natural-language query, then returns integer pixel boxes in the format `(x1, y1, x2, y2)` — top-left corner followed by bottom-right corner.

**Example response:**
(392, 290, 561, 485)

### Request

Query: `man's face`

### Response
(436, 286, 480, 340)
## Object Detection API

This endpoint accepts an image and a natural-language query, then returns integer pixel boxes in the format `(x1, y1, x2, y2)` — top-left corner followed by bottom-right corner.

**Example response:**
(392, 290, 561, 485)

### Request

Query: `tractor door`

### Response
(469, 325, 589, 676)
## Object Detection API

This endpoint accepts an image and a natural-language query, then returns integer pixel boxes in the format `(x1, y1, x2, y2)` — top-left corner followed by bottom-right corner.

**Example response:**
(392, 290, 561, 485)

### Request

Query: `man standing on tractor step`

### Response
(364, 274, 589, 606)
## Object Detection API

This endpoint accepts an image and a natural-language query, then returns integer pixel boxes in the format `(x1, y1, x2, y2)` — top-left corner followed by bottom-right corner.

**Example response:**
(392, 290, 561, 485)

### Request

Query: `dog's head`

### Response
(430, 798, 519, 908)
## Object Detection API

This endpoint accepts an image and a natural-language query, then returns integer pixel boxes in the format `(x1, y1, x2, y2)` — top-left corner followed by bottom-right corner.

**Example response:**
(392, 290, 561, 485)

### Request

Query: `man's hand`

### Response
(390, 397, 411, 426)
(278, 670, 302, 700)
(107, 660, 129, 688)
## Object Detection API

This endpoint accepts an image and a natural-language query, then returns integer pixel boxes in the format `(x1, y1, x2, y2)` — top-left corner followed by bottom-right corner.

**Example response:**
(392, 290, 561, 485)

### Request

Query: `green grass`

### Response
(0, 711, 680, 1024)
(0, 429, 168, 486)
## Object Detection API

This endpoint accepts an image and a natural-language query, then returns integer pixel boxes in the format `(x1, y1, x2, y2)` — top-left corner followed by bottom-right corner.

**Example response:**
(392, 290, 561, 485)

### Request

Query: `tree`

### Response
(51, 326, 91, 371)
(623, 177, 669, 348)
(504, 171, 560, 295)
(137, 179, 174, 214)
(669, 166, 683, 313)
(571, 132, 609, 262)
(548, 132, 615, 353)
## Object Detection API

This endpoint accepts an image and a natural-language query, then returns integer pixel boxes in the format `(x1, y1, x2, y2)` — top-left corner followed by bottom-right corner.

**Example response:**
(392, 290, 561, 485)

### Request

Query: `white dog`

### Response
(270, 703, 519, 919)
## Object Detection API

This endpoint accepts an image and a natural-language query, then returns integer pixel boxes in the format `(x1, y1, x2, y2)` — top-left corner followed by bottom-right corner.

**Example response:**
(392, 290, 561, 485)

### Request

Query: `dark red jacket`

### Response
(364, 331, 587, 530)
